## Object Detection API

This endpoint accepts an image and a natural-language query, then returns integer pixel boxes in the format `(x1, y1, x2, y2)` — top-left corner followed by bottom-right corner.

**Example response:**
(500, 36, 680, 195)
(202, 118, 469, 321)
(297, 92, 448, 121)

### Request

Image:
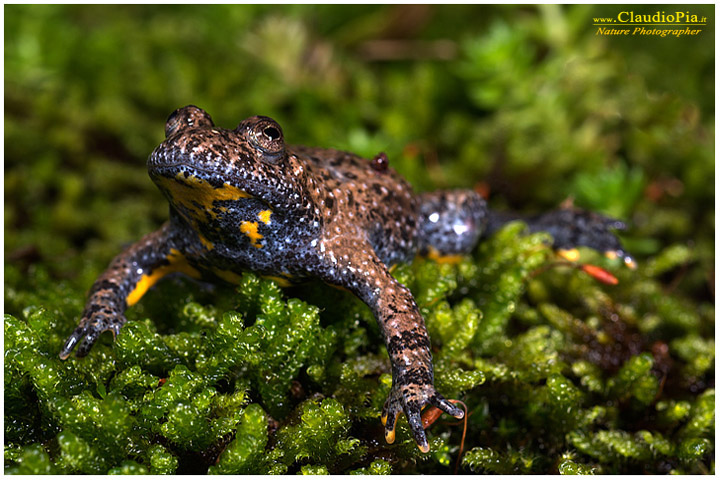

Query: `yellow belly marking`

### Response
(240, 220, 263, 248)
(258, 209, 273, 225)
(558, 248, 580, 262)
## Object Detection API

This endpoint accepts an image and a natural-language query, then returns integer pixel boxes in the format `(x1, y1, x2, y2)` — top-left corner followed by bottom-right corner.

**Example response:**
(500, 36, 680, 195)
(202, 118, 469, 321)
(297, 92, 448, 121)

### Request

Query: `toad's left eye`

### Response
(247, 116, 285, 163)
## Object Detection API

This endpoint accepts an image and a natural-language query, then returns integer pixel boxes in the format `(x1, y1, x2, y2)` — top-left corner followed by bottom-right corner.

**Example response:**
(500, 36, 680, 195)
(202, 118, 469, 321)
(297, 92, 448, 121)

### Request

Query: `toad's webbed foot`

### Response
(528, 208, 636, 268)
(381, 370, 464, 452)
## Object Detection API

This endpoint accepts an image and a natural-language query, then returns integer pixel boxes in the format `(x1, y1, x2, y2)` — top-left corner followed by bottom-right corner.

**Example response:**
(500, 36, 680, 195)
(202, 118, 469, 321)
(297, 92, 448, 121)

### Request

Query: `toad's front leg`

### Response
(315, 239, 464, 451)
(60, 222, 201, 359)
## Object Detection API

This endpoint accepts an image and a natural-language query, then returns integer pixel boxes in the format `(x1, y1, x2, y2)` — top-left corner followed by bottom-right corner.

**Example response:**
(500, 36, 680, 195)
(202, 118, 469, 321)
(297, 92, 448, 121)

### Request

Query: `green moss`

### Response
(274, 398, 360, 466)
(672, 335, 715, 379)
(349, 459, 392, 475)
(108, 461, 149, 475)
(463, 446, 536, 474)
(299, 464, 329, 475)
(147, 445, 178, 475)
(678, 389, 715, 441)
(607, 353, 659, 405)
(209, 404, 270, 475)
(4, 445, 56, 475)
(5, 4, 714, 475)
(557, 452, 597, 475)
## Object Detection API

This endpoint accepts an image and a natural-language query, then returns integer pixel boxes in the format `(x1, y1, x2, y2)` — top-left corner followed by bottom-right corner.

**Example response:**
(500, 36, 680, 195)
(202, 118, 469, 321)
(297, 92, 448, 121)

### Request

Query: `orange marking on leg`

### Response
(126, 249, 200, 306)
(557, 248, 580, 262)
(211, 268, 243, 284)
(262, 275, 293, 287)
(425, 247, 465, 265)
(198, 233, 215, 250)
(384, 411, 401, 444)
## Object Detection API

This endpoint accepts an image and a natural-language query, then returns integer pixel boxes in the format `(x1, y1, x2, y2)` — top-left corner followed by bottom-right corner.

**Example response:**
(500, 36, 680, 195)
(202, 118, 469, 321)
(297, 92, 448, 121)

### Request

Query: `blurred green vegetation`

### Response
(4, 4, 714, 475)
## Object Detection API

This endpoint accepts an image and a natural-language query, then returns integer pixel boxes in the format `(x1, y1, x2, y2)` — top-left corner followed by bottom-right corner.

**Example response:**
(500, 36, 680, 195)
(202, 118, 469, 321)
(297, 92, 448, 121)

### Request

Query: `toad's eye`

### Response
(165, 105, 214, 138)
(263, 125, 281, 141)
(165, 110, 180, 137)
(246, 116, 285, 163)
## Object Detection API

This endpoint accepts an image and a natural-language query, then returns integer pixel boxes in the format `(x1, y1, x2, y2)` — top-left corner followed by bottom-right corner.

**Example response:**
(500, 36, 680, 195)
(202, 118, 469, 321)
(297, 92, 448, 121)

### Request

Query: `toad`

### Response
(61, 106, 634, 451)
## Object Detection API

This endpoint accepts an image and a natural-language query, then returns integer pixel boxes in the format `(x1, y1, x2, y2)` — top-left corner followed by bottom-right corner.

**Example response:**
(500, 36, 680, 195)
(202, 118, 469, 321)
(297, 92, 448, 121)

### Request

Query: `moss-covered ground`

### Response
(4, 5, 714, 474)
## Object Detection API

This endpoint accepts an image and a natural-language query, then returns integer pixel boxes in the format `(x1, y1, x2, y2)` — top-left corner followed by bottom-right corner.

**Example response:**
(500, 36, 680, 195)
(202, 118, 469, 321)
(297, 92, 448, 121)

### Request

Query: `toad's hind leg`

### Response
(485, 207, 636, 268)
(418, 190, 635, 268)
(416, 190, 489, 258)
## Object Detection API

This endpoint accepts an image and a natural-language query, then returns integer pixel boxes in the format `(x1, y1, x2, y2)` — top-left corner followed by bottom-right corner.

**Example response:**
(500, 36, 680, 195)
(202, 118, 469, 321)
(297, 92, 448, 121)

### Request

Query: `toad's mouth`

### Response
(147, 149, 241, 190)
(151, 169, 255, 222)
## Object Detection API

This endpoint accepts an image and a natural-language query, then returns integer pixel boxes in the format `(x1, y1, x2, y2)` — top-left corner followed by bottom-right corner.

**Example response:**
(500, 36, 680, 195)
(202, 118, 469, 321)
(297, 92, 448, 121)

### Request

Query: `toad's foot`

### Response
(59, 311, 126, 359)
(529, 208, 636, 269)
(381, 370, 464, 452)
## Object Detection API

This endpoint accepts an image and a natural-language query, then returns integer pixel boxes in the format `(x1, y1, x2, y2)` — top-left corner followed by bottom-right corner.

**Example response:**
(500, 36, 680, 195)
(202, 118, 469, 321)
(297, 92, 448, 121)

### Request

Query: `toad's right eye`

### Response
(165, 105, 215, 138)
(246, 116, 286, 164)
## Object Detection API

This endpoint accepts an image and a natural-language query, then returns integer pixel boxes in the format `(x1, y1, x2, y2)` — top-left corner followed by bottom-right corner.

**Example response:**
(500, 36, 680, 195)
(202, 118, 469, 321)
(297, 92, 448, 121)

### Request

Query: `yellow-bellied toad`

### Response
(61, 106, 634, 451)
